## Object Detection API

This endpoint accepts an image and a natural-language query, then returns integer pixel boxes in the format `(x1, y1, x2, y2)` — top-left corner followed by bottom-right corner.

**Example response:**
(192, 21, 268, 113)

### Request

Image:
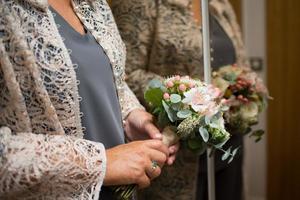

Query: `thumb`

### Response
(144, 122, 162, 140)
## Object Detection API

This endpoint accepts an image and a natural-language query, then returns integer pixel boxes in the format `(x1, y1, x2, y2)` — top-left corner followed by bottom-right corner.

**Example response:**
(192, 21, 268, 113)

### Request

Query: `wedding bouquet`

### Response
(114, 75, 238, 200)
(144, 75, 237, 158)
(212, 65, 271, 142)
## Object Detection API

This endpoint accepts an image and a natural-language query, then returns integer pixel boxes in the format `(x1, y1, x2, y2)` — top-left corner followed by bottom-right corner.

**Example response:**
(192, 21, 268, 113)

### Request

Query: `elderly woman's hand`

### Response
(103, 140, 168, 188)
(124, 109, 180, 165)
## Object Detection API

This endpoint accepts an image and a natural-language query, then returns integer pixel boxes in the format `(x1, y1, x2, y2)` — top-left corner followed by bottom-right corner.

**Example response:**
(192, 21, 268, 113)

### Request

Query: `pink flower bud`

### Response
(189, 82, 195, 88)
(214, 87, 222, 97)
(175, 75, 181, 81)
(163, 93, 170, 100)
(179, 84, 187, 92)
(166, 80, 174, 88)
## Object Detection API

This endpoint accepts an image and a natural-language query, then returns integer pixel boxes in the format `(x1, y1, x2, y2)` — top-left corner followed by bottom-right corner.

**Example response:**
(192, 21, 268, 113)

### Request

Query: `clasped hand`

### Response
(104, 109, 180, 188)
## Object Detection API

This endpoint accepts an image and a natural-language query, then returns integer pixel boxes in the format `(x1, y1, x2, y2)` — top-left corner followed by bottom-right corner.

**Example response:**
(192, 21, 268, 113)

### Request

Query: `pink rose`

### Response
(179, 84, 187, 92)
(166, 80, 174, 88)
(175, 75, 181, 81)
(163, 93, 170, 100)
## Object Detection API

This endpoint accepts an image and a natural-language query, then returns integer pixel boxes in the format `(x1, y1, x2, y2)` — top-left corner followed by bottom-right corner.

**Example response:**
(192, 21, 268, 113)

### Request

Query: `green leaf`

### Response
(205, 116, 211, 125)
(228, 156, 234, 164)
(148, 79, 163, 88)
(187, 139, 203, 150)
(171, 103, 182, 111)
(249, 129, 265, 143)
(224, 73, 237, 83)
(232, 147, 239, 157)
(214, 138, 229, 148)
(177, 110, 192, 119)
(162, 100, 176, 122)
(222, 147, 232, 161)
(250, 129, 265, 137)
(157, 111, 170, 128)
(144, 88, 164, 107)
(199, 127, 209, 142)
(170, 94, 182, 104)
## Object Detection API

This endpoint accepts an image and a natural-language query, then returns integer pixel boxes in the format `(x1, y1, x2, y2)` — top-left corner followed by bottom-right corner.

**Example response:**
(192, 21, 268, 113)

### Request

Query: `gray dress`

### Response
(51, 8, 123, 200)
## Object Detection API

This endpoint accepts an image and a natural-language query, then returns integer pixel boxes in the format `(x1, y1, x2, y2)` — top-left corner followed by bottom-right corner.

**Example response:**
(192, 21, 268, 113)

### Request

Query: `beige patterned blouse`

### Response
(0, 0, 142, 199)
(112, 0, 248, 199)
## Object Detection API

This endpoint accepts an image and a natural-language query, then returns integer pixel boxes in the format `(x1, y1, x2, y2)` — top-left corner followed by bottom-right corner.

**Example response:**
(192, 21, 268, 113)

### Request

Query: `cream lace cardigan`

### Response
(0, 0, 142, 199)
(112, 0, 248, 199)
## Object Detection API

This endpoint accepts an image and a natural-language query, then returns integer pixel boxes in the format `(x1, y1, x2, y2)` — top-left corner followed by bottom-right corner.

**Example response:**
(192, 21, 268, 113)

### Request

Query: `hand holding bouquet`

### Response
(114, 75, 238, 200)
(212, 65, 271, 141)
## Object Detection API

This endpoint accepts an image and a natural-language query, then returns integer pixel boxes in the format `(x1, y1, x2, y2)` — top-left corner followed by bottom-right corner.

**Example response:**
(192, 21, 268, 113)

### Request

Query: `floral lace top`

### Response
(0, 0, 142, 199)
(112, 0, 248, 199)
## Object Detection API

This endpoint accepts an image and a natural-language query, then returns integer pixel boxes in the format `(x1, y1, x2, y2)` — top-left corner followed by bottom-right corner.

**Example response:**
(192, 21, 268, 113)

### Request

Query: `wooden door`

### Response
(267, 0, 300, 199)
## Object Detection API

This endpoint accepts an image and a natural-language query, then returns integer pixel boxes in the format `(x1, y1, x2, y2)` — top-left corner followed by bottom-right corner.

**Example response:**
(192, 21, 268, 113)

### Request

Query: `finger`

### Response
(146, 140, 169, 158)
(167, 154, 176, 165)
(146, 149, 168, 167)
(137, 174, 151, 189)
(144, 121, 162, 140)
(169, 142, 180, 154)
(145, 161, 162, 180)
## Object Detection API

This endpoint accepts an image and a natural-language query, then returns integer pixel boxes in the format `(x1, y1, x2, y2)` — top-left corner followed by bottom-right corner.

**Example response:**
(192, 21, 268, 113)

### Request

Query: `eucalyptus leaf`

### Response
(228, 156, 234, 163)
(170, 94, 182, 104)
(250, 129, 265, 143)
(160, 86, 168, 92)
(222, 150, 231, 161)
(224, 73, 237, 83)
(199, 127, 209, 142)
(205, 116, 211, 125)
(214, 138, 229, 148)
(171, 103, 182, 111)
(148, 79, 163, 88)
(162, 100, 176, 122)
(232, 147, 239, 157)
(157, 111, 170, 128)
(177, 110, 192, 119)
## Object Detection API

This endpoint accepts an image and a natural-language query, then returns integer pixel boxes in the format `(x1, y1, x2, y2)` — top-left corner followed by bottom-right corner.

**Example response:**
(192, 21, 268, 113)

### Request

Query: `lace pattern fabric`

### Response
(0, 0, 142, 199)
(112, 0, 248, 199)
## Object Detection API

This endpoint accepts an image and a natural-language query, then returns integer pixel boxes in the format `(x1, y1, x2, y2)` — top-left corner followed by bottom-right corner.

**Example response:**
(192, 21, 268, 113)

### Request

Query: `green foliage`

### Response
(170, 94, 182, 103)
(157, 110, 170, 128)
(177, 109, 192, 119)
(250, 129, 265, 142)
(186, 139, 207, 155)
(144, 88, 163, 108)
(162, 100, 177, 122)
(199, 127, 209, 142)
(224, 73, 237, 83)
(148, 79, 163, 89)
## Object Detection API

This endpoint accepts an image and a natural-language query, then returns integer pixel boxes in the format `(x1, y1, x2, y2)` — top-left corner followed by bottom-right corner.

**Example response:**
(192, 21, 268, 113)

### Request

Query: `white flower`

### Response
(182, 87, 220, 116)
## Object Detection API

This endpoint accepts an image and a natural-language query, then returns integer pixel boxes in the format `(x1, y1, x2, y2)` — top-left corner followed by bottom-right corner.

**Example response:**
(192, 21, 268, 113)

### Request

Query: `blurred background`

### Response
(109, 0, 300, 199)
(229, 0, 300, 199)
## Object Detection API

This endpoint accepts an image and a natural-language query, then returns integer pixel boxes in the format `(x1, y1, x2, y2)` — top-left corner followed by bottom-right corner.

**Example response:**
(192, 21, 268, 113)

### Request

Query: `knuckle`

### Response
(134, 170, 144, 181)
